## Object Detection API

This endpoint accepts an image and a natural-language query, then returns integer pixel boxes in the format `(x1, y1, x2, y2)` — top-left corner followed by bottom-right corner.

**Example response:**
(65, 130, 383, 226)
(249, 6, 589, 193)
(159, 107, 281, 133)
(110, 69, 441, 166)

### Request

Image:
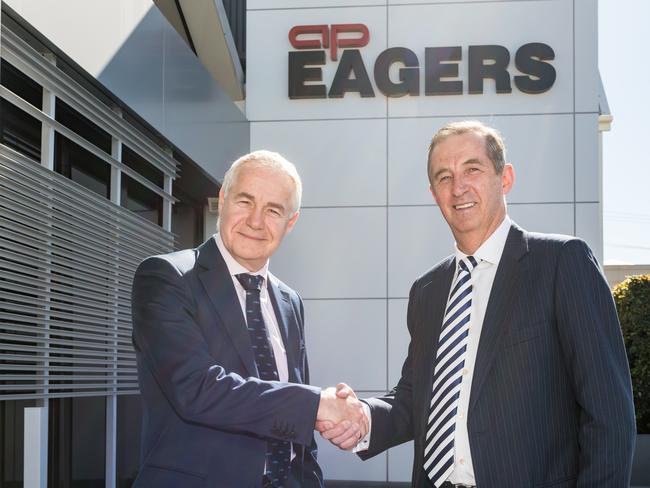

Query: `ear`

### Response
(218, 187, 225, 209)
(286, 210, 300, 233)
(501, 164, 515, 195)
(429, 184, 441, 206)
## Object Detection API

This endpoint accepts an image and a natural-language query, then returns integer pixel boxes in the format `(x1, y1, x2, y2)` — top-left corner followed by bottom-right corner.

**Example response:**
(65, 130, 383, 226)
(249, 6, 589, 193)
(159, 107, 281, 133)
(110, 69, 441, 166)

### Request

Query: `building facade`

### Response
(1, 0, 609, 486)
(0, 1, 248, 486)
(245, 0, 608, 482)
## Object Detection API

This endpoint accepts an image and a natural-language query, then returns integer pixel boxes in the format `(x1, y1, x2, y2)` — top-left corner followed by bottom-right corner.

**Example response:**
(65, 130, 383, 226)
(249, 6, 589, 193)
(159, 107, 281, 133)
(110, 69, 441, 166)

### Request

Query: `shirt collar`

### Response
(454, 215, 512, 267)
(215, 232, 269, 281)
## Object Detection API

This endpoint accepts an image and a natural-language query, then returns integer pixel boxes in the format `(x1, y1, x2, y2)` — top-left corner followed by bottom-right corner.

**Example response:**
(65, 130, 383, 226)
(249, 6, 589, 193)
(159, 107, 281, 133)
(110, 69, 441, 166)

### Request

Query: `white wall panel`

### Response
(272, 207, 387, 299)
(304, 299, 387, 390)
(389, 114, 574, 206)
(575, 113, 600, 202)
(388, 440, 414, 482)
(387, 0, 573, 117)
(388, 298, 409, 388)
(5, 0, 152, 76)
(315, 393, 388, 481)
(508, 203, 574, 235)
(574, 0, 599, 112)
(251, 119, 387, 207)
(247, 6, 388, 121)
(388, 206, 455, 297)
(576, 203, 603, 263)
(249, 0, 385, 9)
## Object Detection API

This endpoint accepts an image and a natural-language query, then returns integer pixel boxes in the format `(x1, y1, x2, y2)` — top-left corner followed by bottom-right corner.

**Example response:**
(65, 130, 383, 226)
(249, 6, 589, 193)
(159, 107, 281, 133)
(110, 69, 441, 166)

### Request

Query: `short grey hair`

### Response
(427, 120, 507, 184)
(221, 150, 302, 214)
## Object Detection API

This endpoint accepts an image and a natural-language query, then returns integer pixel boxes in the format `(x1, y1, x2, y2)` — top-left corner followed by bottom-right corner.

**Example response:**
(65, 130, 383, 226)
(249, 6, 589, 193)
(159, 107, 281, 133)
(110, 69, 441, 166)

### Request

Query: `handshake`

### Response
(316, 383, 369, 451)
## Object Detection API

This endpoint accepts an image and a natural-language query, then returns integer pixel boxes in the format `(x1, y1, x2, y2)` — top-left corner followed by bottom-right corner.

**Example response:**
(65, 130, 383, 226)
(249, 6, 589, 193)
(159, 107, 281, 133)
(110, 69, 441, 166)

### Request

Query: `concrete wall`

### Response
(4, 0, 249, 181)
(246, 0, 602, 482)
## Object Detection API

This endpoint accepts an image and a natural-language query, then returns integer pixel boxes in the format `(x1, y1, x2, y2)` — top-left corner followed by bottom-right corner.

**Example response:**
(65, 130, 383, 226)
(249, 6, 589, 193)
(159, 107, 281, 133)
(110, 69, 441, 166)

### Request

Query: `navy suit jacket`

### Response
(131, 236, 323, 488)
(360, 223, 636, 487)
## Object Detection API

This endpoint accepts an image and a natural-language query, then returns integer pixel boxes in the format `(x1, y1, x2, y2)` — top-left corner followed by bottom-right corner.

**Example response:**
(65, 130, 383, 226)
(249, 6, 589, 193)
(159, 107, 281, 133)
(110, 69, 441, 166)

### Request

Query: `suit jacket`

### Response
(360, 223, 636, 487)
(131, 236, 323, 488)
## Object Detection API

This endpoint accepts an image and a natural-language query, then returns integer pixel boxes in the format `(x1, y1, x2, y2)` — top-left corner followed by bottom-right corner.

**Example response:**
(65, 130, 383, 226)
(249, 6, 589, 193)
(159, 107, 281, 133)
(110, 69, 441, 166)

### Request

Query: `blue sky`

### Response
(599, 0, 650, 264)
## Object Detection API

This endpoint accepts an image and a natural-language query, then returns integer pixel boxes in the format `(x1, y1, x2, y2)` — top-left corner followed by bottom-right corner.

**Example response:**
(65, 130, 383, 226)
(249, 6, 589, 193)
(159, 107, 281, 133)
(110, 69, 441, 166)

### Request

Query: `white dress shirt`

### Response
(355, 217, 512, 482)
(447, 215, 511, 485)
(215, 233, 289, 382)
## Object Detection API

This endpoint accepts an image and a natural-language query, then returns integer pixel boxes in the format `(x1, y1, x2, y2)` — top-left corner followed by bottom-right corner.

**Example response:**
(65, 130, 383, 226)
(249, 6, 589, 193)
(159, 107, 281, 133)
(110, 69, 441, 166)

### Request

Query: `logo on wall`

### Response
(288, 23, 556, 100)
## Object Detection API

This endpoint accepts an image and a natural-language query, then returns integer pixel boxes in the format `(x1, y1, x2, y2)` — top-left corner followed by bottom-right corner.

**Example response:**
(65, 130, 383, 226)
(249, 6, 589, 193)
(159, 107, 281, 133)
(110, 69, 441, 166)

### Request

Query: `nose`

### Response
(246, 206, 264, 229)
(451, 174, 468, 197)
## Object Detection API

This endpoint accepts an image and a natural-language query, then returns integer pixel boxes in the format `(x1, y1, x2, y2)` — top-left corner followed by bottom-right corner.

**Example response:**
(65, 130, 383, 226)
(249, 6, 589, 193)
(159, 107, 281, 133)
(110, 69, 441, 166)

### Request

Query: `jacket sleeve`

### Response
(294, 294, 324, 487)
(554, 239, 636, 487)
(131, 256, 321, 447)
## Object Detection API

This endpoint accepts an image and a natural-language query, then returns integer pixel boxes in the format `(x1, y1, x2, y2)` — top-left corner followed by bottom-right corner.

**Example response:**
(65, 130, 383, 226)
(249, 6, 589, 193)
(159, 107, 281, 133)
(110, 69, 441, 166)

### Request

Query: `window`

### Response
(120, 175, 162, 226)
(0, 61, 42, 162)
(122, 145, 163, 188)
(49, 397, 106, 488)
(54, 133, 111, 199)
(116, 395, 142, 488)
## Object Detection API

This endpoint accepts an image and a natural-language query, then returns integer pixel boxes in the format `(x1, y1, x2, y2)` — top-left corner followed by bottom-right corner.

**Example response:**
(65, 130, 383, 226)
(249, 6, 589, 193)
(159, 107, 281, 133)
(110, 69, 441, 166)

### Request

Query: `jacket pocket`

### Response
(133, 464, 206, 488)
(504, 319, 549, 347)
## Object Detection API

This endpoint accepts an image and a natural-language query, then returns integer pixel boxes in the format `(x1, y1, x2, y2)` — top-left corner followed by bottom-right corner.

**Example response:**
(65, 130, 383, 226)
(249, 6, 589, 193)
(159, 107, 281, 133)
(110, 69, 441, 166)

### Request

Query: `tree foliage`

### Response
(614, 274, 650, 434)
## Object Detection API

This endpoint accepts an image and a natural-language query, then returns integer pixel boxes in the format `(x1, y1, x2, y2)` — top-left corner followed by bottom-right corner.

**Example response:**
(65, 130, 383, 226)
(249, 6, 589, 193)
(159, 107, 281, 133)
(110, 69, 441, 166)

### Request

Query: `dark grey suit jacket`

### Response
(131, 236, 323, 488)
(360, 223, 636, 487)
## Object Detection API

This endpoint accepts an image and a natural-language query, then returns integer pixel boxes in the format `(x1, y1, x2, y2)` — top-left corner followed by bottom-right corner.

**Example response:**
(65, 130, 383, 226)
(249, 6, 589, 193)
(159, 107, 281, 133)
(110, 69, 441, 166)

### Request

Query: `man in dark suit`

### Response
(132, 150, 366, 488)
(320, 121, 636, 487)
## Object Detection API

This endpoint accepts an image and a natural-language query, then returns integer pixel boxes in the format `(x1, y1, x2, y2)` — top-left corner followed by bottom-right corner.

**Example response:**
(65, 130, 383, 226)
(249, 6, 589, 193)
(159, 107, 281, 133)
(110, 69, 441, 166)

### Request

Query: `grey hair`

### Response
(221, 150, 302, 214)
(427, 120, 507, 184)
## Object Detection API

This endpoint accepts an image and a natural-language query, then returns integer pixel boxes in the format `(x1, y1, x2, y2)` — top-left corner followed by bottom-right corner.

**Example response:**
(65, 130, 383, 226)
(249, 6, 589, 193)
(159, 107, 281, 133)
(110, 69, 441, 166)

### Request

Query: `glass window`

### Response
(49, 396, 106, 488)
(0, 61, 43, 162)
(1, 60, 43, 108)
(116, 395, 142, 488)
(0, 399, 37, 488)
(122, 145, 163, 188)
(55, 99, 111, 155)
(121, 175, 162, 226)
(54, 133, 111, 199)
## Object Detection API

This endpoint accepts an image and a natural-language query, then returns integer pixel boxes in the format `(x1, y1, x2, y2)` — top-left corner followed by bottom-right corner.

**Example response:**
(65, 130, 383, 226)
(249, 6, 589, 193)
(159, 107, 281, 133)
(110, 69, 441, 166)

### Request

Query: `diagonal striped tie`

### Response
(423, 255, 478, 488)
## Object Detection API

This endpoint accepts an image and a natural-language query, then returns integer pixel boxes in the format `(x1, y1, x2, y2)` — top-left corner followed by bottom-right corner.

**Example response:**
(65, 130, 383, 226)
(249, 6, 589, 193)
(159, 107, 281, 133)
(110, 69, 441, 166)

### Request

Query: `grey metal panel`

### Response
(1, 25, 179, 177)
(0, 145, 171, 399)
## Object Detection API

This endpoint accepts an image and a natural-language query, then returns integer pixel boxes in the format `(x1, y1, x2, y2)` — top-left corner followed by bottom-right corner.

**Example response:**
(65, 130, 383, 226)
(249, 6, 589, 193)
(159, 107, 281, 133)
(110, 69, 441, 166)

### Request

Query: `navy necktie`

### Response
(235, 273, 290, 487)
(424, 256, 478, 487)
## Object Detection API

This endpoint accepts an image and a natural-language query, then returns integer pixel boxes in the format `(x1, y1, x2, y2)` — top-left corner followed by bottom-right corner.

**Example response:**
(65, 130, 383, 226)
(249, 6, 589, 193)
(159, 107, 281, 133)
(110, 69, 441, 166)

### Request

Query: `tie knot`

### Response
(235, 273, 264, 292)
(458, 255, 478, 274)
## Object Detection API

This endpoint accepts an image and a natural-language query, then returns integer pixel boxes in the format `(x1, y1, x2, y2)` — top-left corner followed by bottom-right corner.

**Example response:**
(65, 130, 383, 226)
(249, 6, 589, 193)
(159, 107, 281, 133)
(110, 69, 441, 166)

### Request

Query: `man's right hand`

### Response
(316, 383, 368, 450)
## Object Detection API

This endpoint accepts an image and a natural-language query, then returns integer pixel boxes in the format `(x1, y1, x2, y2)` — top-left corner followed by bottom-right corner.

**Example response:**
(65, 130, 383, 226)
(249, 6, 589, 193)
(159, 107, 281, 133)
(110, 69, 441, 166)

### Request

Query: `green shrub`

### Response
(614, 274, 650, 434)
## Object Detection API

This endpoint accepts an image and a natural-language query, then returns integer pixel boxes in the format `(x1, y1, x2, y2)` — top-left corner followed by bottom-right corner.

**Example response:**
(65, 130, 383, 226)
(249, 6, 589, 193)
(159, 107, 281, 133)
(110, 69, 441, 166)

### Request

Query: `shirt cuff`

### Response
(352, 401, 371, 452)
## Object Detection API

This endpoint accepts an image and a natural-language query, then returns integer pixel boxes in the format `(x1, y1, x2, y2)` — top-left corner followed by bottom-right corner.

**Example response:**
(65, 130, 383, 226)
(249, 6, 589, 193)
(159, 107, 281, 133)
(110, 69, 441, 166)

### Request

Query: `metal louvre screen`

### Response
(0, 144, 174, 400)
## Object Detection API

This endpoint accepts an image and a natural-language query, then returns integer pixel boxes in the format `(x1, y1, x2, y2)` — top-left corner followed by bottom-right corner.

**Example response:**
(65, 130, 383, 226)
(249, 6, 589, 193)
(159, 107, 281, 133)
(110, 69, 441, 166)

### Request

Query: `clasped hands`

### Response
(316, 383, 368, 450)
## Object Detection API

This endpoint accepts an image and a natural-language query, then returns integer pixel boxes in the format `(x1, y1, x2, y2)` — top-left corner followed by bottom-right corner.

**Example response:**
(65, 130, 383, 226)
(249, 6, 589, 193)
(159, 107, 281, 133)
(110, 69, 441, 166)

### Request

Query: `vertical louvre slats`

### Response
(0, 144, 174, 399)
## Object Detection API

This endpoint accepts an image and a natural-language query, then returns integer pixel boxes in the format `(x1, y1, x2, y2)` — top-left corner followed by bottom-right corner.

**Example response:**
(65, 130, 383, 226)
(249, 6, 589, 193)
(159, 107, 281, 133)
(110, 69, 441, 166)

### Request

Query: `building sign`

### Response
(288, 23, 556, 100)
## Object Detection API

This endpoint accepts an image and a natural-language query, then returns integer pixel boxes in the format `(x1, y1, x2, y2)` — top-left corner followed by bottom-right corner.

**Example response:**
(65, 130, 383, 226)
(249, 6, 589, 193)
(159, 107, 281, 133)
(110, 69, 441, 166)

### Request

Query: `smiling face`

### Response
(218, 164, 299, 271)
(429, 131, 514, 254)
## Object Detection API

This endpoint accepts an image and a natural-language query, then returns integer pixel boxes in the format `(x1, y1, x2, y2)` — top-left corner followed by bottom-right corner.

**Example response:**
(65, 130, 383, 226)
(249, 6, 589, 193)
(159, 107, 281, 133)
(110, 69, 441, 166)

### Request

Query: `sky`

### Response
(599, 0, 650, 264)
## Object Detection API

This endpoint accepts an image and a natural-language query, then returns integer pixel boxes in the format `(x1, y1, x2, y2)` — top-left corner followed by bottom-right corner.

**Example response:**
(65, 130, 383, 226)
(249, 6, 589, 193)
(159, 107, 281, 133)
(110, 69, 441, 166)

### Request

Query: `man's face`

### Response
(218, 165, 299, 271)
(429, 132, 514, 253)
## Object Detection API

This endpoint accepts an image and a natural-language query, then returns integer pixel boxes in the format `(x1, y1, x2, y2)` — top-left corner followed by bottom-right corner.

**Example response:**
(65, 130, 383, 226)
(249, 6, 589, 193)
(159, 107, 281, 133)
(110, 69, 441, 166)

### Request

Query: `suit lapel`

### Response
(468, 224, 529, 414)
(419, 257, 456, 434)
(267, 277, 302, 383)
(196, 237, 258, 378)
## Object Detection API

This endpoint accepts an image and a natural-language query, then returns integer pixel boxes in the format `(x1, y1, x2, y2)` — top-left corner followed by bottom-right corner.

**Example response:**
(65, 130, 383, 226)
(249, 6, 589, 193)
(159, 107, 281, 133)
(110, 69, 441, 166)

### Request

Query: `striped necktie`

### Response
(423, 255, 478, 487)
(235, 273, 291, 488)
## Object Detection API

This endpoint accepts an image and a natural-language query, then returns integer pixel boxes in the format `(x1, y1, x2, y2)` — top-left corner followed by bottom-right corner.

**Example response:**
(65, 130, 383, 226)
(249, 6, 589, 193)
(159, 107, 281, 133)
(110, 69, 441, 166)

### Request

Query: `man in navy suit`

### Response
(132, 150, 366, 488)
(320, 121, 636, 487)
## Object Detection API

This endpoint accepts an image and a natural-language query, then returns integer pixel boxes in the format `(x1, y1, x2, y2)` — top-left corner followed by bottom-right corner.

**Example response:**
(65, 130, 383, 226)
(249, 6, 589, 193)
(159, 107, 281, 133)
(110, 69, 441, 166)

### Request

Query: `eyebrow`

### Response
(432, 158, 485, 180)
(234, 191, 287, 212)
